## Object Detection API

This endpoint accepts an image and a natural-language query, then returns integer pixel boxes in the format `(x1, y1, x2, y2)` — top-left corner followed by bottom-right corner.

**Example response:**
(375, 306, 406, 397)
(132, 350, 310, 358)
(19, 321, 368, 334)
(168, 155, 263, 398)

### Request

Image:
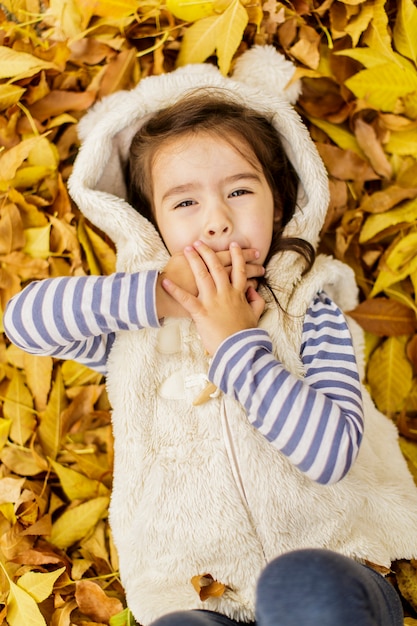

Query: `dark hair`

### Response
(127, 90, 314, 273)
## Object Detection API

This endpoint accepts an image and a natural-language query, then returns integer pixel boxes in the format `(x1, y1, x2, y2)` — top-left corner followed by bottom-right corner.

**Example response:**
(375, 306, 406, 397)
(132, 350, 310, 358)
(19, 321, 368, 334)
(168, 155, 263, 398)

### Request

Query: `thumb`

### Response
(246, 286, 265, 320)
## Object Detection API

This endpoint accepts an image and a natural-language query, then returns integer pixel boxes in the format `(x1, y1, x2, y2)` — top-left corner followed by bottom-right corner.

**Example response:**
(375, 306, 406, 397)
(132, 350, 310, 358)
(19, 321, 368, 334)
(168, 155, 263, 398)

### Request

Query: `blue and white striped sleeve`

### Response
(3, 271, 160, 374)
(208, 291, 364, 485)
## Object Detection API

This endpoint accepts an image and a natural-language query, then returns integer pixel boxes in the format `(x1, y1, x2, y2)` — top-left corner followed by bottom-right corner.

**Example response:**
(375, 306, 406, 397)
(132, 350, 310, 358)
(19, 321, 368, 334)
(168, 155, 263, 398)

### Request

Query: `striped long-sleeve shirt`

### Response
(3, 271, 363, 485)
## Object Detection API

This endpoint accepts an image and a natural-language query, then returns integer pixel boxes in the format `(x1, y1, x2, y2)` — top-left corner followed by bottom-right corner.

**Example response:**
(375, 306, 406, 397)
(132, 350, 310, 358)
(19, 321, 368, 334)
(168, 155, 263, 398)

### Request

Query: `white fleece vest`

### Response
(105, 253, 417, 625)
(66, 46, 417, 624)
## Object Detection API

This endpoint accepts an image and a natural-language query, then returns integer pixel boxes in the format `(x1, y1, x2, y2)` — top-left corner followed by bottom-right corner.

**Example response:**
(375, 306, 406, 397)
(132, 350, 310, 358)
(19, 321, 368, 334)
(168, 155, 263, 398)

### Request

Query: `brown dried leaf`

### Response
(191, 574, 227, 601)
(75, 580, 123, 622)
(316, 143, 379, 181)
(359, 185, 417, 213)
(353, 118, 392, 179)
(28, 90, 97, 123)
(0, 204, 25, 254)
(289, 25, 320, 69)
(395, 561, 417, 612)
(347, 298, 417, 336)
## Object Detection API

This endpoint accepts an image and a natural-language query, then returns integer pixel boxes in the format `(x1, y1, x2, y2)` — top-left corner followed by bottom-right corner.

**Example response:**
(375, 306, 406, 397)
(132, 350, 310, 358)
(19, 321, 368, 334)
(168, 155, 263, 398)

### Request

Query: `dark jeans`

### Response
(150, 549, 404, 626)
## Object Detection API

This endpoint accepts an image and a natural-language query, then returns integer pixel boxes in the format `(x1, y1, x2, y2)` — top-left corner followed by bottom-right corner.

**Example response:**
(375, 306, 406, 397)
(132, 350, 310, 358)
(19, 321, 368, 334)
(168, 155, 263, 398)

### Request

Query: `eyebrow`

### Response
(161, 172, 262, 202)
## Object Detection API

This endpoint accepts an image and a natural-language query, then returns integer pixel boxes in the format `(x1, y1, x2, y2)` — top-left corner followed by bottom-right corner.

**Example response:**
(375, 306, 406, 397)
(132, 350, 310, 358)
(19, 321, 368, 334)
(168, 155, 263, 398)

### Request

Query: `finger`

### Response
(245, 263, 265, 279)
(183, 245, 218, 295)
(246, 286, 265, 320)
(192, 241, 230, 290)
(216, 248, 260, 268)
(229, 242, 248, 291)
(161, 277, 202, 316)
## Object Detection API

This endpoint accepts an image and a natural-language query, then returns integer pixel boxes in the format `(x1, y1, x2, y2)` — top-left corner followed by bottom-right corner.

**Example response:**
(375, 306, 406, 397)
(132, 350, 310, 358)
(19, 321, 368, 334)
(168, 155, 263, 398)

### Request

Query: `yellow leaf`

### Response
(176, 14, 219, 66)
(50, 459, 110, 501)
(0, 47, 58, 80)
(345, 61, 417, 111)
(393, 0, 417, 65)
(28, 137, 59, 169)
(0, 502, 16, 524)
(0, 418, 11, 453)
(371, 233, 417, 295)
(50, 496, 109, 549)
(0, 85, 25, 111)
(77, 219, 102, 275)
(18, 567, 66, 603)
(38, 366, 67, 460)
(0, 136, 46, 183)
(308, 116, 364, 157)
(24, 353, 53, 412)
(359, 197, 417, 242)
(48, 0, 84, 39)
(216, 0, 248, 75)
(61, 360, 103, 387)
(364, 0, 395, 60)
(78, 0, 139, 19)
(367, 336, 413, 414)
(82, 223, 116, 275)
(386, 128, 417, 157)
(403, 91, 417, 119)
(3, 370, 36, 446)
(22, 224, 52, 259)
(335, 47, 394, 69)
(6, 578, 47, 626)
(11, 166, 56, 191)
(166, 0, 216, 21)
(385, 232, 417, 274)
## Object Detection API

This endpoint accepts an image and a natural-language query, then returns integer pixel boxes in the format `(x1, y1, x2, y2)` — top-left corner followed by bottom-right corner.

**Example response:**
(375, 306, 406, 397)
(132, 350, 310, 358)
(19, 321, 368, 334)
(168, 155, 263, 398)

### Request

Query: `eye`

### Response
(174, 199, 196, 209)
(229, 189, 252, 198)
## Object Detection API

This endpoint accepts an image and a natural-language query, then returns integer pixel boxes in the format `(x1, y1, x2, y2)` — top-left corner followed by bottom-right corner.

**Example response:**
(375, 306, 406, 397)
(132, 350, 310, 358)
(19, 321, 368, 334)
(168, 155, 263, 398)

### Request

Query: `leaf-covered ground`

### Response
(1, 0, 417, 624)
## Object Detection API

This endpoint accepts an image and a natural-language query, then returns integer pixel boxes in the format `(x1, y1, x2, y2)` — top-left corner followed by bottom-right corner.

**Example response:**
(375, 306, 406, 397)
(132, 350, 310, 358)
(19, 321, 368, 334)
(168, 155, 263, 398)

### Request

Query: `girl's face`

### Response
(151, 132, 275, 265)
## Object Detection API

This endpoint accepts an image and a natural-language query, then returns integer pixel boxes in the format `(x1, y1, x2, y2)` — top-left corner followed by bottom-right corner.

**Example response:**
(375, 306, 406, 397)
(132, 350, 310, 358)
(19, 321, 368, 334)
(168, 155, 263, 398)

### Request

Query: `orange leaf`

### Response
(75, 580, 123, 622)
(191, 574, 227, 601)
(347, 298, 417, 336)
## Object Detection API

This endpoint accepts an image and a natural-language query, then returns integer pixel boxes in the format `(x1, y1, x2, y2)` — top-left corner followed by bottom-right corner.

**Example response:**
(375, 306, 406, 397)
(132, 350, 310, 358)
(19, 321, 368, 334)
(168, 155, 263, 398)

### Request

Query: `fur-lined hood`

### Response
(68, 45, 329, 286)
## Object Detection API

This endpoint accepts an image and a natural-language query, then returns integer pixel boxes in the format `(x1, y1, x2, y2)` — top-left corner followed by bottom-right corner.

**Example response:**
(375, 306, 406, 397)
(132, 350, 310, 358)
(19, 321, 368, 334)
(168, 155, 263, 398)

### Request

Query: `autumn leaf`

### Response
(0, 47, 59, 80)
(3, 370, 36, 446)
(17, 567, 66, 603)
(38, 366, 68, 460)
(393, 0, 417, 65)
(75, 580, 123, 622)
(215, 0, 248, 75)
(367, 336, 414, 414)
(191, 574, 227, 601)
(50, 496, 110, 549)
(50, 459, 110, 501)
(166, 0, 217, 21)
(347, 298, 417, 336)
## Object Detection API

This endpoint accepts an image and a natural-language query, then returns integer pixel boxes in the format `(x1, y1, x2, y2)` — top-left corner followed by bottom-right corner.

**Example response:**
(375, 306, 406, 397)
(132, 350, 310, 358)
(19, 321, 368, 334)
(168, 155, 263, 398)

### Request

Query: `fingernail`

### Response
(193, 240, 202, 247)
(230, 241, 239, 248)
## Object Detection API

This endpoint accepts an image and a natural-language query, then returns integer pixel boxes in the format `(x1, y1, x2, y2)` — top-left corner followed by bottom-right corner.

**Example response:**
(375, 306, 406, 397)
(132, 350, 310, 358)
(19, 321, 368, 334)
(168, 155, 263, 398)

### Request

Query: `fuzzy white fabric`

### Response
(68, 46, 417, 625)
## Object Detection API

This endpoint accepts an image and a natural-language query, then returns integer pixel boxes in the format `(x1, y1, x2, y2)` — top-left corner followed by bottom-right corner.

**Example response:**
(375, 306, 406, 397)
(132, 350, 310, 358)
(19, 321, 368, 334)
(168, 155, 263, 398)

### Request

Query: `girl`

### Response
(4, 46, 417, 626)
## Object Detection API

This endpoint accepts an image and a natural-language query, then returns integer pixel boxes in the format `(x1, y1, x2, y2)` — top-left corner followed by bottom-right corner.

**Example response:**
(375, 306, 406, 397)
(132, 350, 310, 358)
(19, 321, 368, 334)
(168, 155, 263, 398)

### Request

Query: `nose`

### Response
(205, 203, 232, 238)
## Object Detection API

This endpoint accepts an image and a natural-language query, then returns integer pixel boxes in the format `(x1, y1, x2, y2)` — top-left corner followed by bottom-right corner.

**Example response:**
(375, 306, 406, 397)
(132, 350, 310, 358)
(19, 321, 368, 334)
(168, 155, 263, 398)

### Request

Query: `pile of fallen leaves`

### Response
(0, 0, 417, 624)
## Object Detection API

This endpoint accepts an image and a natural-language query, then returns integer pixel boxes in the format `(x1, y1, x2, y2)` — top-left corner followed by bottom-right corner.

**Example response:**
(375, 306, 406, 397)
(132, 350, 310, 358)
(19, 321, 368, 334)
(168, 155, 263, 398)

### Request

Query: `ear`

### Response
(231, 45, 302, 104)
